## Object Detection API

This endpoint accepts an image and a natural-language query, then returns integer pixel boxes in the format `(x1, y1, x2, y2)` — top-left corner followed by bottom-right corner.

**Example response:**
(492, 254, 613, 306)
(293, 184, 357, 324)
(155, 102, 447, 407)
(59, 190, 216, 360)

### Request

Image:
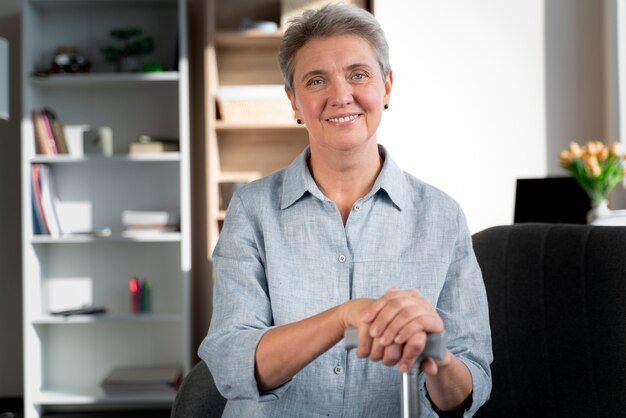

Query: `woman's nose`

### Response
(329, 79, 353, 107)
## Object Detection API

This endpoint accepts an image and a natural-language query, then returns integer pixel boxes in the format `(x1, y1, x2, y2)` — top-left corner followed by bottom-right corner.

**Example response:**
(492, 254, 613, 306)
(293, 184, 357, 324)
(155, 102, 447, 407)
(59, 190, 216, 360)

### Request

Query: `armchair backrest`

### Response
(170, 361, 226, 418)
(473, 223, 626, 417)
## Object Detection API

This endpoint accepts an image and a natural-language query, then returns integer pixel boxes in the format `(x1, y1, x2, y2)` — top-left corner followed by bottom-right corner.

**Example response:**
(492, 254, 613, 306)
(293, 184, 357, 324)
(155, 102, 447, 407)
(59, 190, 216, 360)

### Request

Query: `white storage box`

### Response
(217, 84, 295, 124)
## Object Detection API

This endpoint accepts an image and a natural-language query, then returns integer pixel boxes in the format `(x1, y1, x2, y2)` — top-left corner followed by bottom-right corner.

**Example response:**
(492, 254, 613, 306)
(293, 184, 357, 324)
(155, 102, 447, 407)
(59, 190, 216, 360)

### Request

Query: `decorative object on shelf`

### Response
(280, 0, 366, 28)
(239, 17, 279, 32)
(51, 46, 91, 74)
(129, 277, 151, 313)
(100, 27, 155, 72)
(141, 62, 164, 72)
(0, 37, 8, 121)
(83, 126, 113, 156)
(559, 140, 626, 223)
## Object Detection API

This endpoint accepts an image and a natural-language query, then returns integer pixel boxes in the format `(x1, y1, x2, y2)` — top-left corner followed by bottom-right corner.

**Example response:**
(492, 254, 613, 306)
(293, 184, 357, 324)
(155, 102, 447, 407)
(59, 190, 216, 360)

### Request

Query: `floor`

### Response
(0, 399, 171, 418)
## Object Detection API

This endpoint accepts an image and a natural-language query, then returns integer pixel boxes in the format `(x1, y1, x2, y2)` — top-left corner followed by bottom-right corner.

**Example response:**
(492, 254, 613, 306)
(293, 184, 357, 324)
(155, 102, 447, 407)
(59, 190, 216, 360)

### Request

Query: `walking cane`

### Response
(344, 327, 446, 418)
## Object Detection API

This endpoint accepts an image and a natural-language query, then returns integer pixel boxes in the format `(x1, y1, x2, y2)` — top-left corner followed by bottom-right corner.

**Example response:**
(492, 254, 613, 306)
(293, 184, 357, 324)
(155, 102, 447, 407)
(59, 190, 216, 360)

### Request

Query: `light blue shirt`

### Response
(199, 146, 492, 417)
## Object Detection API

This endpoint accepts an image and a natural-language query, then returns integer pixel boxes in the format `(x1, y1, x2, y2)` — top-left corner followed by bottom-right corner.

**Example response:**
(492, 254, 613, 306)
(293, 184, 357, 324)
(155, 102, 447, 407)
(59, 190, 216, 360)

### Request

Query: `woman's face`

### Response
(287, 34, 392, 154)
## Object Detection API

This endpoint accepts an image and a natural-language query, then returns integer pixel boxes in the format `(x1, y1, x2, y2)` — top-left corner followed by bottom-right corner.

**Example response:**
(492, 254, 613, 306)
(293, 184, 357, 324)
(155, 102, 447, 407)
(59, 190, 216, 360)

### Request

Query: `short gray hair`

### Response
(278, 3, 391, 94)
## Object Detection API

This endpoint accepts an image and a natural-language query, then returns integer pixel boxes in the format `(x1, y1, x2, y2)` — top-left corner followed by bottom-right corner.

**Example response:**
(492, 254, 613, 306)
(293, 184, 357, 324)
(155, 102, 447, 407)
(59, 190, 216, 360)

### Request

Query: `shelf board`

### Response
(31, 153, 181, 164)
(29, 72, 179, 86)
(215, 121, 305, 133)
(33, 312, 182, 325)
(219, 171, 261, 183)
(32, 232, 182, 244)
(215, 30, 283, 47)
(30, 0, 177, 11)
(34, 386, 175, 406)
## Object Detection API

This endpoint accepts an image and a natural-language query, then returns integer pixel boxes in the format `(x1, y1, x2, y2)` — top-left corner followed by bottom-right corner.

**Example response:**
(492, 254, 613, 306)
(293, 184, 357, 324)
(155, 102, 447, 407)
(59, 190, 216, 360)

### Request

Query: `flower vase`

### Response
(587, 199, 611, 224)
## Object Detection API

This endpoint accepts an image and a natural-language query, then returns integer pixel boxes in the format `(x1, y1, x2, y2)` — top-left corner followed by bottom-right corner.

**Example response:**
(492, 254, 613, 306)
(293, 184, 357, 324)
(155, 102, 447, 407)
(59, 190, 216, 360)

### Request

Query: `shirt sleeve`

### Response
(197, 191, 291, 402)
(425, 205, 493, 416)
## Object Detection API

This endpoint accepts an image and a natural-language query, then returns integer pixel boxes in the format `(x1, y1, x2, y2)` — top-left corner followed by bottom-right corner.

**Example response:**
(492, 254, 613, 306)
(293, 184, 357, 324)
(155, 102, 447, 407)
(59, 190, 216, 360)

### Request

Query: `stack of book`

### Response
(121, 210, 179, 237)
(31, 107, 69, 156)
(101, 364, 182, 396)
(129, 136, 179, 154)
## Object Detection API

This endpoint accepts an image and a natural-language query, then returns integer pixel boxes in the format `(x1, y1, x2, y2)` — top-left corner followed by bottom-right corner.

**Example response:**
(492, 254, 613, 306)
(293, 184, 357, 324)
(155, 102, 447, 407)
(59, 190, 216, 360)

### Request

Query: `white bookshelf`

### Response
(20, 0, 191, 416)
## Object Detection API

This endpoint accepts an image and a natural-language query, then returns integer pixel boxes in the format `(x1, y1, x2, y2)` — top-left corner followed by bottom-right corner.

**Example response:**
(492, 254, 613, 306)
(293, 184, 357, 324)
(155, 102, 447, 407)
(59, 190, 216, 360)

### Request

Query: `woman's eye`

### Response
(352, 73, 368, 81)
(308, 79, 324, 86)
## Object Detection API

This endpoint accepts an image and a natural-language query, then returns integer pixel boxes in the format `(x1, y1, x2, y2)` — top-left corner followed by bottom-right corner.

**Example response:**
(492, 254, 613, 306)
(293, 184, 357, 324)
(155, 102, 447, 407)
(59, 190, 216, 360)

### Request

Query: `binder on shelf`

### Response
(39, 110, 59, 155)
(31, 164, 63, 237)
(43, 108, 69, 154)
(39, 164, 63, 237)
(32, 110, 55, 156)
(31, 165, 48, 235)
(31, 107, 70, 155)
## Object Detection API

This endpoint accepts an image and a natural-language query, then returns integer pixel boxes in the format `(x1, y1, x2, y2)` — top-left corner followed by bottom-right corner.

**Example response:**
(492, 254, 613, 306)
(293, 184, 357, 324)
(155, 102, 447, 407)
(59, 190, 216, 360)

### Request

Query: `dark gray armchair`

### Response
(170, 361, 226, 418)
(473, 223, 626, 417)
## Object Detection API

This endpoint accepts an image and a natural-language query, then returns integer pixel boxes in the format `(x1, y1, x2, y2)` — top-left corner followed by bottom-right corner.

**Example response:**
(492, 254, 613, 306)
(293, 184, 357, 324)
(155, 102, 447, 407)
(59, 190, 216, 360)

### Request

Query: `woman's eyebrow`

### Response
(300, 69, 326, 82)
(300, 63, 374, 82)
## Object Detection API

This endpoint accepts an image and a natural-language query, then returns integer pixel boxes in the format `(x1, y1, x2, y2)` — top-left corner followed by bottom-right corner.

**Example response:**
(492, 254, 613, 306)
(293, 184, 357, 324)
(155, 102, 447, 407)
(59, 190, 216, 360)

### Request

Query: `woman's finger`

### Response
(368, 337, 386, 362)
(368, 289, 425, 340)
(396, 331, 426, 373)
(381, 342, 403, 366)
(359, 288, 401, 323)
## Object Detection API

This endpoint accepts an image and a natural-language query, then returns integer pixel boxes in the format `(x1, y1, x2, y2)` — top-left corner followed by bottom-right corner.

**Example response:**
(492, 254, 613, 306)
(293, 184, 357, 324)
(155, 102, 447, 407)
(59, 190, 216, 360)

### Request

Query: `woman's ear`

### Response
(285, 86, 302, 122)
(384, 70, 393, 105)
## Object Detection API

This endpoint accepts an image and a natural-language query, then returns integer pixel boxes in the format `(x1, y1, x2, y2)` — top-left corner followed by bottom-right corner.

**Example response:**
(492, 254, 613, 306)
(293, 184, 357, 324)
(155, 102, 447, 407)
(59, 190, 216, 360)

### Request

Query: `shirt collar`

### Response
(371, 145, 406, 211)
(280, 144, 407, 211)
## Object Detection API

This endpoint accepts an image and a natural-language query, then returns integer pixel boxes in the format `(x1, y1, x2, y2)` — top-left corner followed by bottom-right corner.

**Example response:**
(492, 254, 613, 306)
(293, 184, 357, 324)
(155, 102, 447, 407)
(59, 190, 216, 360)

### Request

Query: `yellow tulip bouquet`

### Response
(559, 140, 626, 203)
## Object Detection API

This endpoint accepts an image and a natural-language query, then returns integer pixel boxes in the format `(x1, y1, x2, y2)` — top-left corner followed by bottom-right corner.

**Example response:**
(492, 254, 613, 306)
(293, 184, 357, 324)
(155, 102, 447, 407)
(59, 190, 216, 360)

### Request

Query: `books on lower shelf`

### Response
(101, 364, 182, 395)
(32, 107, 69, 156)
(31, 163, 64, 237)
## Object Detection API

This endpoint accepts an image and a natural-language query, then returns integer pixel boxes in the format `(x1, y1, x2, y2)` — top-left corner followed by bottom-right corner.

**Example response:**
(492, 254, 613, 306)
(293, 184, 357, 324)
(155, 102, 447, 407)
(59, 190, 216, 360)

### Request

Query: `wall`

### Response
(545, 0, 607, 175)
(376, 0, 606, 233)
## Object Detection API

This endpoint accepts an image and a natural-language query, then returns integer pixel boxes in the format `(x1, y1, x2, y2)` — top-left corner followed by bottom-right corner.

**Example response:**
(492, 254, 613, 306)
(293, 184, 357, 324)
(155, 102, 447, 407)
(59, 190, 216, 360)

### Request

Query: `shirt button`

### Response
(338, 254, 346, 263)
(354, 204, 361, 211)
(333, 365, 343, 374)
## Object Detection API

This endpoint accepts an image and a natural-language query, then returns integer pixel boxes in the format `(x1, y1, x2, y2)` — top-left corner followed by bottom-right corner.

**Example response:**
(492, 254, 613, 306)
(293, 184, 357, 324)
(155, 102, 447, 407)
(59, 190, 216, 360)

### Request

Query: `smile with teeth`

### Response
(327, 114, 360, 123)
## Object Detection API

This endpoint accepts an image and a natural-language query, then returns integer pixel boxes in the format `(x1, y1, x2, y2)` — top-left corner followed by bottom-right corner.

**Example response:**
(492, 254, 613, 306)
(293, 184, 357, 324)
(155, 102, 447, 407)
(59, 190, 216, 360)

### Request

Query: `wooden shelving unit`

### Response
(204, 0, 375, 254)
(205, 0, 302, 255)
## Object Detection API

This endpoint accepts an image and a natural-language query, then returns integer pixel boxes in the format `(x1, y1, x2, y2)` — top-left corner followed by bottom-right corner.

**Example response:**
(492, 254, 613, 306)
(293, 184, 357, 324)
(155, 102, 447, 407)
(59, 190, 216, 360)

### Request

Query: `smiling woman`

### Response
(199, 4, 492, 418)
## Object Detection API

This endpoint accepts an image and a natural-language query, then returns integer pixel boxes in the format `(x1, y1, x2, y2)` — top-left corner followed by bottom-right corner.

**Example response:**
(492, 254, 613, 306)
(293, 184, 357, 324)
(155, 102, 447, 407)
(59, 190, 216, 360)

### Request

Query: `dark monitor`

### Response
(514, 177, 590, 224)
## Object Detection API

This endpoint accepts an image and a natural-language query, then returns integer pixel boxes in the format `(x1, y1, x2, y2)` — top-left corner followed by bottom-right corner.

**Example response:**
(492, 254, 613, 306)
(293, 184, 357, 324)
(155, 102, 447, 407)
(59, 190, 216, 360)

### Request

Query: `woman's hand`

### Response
(359, 289, 445, 373)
